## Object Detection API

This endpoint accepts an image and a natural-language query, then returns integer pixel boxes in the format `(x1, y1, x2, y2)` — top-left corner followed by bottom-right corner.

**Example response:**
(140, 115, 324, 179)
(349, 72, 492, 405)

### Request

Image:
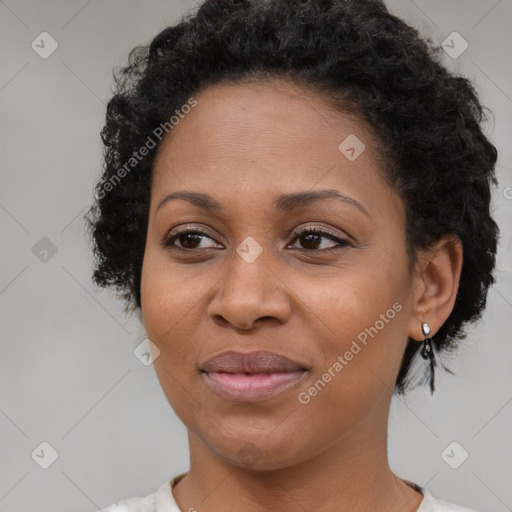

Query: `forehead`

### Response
(150, 79, 395, 216)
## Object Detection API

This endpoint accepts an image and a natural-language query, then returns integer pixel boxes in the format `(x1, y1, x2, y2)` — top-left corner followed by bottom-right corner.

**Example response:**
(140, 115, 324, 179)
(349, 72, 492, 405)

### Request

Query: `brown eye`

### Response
(288, 227, 352, 251)
(163, 229, 220, 250)
(162, 226, 352, 253)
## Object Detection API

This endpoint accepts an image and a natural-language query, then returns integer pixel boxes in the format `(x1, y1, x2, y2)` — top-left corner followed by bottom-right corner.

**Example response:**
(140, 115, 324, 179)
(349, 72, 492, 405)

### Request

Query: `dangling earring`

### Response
(420, 322, 433, 360)
(421, 322, 437, 394)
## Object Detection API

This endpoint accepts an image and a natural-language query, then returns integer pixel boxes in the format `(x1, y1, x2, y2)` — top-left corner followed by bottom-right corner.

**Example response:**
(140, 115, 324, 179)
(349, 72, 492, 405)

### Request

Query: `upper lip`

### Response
(200, 350, 307, 374)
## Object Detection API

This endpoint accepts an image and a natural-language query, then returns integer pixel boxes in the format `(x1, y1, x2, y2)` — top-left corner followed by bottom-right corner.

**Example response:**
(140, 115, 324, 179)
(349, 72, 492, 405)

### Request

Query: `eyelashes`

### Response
(163, 228, 218, 251)
(289, 226, 352, 251)
(161, 225, 353, 253)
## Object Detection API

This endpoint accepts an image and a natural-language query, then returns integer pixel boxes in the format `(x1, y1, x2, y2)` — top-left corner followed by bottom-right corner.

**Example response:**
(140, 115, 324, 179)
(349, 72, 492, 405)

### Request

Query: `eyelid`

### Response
(162, 224, 222, 248)
(162, 223, 353, 251)
(287, 226, 353, 251)
(288, 224, 349, 243)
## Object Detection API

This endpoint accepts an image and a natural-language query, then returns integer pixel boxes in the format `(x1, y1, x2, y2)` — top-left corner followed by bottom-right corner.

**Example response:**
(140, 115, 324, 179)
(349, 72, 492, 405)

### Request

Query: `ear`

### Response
(408, 234, 463, 341)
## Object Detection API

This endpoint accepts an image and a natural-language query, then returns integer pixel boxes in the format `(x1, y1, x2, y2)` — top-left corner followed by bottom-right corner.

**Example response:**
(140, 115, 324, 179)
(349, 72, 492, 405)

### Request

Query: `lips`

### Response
(200, 350, 306, 374)
(200, 350, 308, 402)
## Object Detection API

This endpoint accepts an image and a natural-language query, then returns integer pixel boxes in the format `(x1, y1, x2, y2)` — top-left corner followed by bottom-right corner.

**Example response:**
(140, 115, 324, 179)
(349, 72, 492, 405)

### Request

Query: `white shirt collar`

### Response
(155, 473, 439, 512)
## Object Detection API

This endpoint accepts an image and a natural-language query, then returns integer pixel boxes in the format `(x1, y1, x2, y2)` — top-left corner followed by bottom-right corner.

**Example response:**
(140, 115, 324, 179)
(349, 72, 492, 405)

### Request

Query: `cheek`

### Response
(141, 258, 202, 423)
(140, 247, 223, 380)
(302, 267, 409, 393)
(140, 248, 201, 340)
(293, 304, 406, 442)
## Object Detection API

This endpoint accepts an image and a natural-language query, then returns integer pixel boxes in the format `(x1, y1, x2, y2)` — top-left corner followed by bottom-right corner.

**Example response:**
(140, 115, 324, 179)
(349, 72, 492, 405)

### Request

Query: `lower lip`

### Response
(202, 370, 307, 402)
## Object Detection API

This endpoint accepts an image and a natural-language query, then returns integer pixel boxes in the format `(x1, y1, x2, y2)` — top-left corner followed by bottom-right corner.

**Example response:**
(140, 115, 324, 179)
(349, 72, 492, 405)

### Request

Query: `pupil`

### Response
(302, 233, 319, 249)
(182, 234, 201, 249)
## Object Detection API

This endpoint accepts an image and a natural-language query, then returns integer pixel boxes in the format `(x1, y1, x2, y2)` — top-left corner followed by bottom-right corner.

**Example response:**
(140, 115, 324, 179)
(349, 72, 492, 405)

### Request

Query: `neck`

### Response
(172, 396, 423, 512)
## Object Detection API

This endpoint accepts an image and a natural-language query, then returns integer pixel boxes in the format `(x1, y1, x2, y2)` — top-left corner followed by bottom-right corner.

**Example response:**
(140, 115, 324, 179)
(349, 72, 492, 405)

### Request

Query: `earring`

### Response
(420, 322, 433, 360)
(420, 322, 438, 394)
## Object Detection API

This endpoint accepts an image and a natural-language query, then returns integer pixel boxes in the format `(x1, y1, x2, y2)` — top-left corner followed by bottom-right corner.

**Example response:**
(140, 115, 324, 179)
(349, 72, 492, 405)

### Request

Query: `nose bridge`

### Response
(229, 237, 273, 297)
(208, 238, 291, 328)
(228, 237, 278, 302)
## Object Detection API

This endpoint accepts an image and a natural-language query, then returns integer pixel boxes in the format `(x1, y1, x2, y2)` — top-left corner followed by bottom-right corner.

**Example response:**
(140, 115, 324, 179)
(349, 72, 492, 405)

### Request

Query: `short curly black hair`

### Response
(85, 0, 499, 395)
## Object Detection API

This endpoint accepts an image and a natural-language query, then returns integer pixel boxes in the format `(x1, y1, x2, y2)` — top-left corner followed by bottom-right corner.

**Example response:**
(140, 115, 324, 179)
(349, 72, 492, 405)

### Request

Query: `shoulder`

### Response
(402, 479, 481, 512)
(97, 494, 156, 512)
(94, 475, 184, 512)
(421, 488, 482, 512)
(96, 488, 159, 512)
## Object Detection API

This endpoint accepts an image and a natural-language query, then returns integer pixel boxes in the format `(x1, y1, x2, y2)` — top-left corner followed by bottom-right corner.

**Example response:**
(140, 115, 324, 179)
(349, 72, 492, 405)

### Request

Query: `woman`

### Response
(86, 0, 499, 510)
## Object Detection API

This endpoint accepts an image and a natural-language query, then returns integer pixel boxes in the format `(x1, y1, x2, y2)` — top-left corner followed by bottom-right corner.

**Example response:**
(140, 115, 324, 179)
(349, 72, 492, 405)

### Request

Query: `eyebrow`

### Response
(156, 189, 371, 218)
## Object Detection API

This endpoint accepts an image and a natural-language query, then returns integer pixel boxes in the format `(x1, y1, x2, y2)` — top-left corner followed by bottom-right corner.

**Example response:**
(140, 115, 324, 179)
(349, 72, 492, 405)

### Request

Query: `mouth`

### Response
(199, 350, 308, 402)
(200, 369, 308, 402)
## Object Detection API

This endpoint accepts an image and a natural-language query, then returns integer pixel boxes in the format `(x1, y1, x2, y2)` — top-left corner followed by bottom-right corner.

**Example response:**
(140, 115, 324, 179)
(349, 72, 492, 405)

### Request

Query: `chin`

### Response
(200, 425, 308, 470)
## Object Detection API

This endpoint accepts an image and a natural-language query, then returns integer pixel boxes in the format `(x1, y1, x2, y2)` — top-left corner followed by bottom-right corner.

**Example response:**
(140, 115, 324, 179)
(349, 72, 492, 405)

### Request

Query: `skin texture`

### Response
(140, 78, 463, 512)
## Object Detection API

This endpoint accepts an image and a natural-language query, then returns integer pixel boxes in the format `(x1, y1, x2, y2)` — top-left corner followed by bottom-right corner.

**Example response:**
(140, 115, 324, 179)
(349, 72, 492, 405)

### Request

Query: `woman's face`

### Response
(140, 79, 419, 469)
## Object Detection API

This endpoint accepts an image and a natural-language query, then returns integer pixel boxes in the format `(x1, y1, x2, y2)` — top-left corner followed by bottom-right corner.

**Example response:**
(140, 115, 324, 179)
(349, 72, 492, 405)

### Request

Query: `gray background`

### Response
(1, 1, 511, 511)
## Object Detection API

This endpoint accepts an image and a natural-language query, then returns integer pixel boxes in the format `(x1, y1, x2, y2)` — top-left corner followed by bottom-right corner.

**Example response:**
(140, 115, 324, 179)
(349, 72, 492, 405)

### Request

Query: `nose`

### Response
(207, 249, 293, 331)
